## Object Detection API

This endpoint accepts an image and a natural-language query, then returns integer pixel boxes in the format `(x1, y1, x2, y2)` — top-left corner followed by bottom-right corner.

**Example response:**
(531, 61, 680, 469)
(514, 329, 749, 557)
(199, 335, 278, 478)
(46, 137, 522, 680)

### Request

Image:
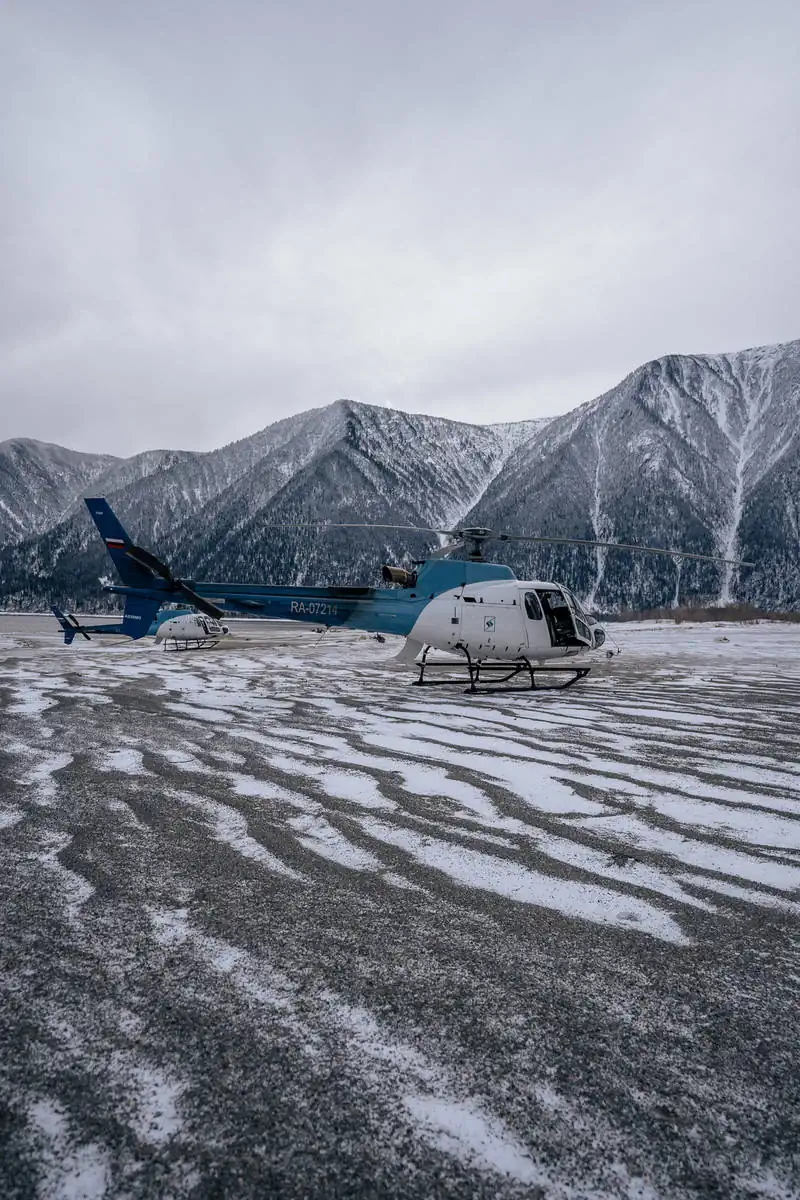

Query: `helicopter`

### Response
(50, 498, 751, 693)
(154, 612, 230, 651)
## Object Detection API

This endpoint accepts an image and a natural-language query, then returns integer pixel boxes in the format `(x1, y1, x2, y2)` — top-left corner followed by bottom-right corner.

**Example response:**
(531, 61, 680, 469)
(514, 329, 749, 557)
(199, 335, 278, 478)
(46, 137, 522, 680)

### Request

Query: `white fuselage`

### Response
(409, 580, 603, 662)
(155, 613, 230, 648)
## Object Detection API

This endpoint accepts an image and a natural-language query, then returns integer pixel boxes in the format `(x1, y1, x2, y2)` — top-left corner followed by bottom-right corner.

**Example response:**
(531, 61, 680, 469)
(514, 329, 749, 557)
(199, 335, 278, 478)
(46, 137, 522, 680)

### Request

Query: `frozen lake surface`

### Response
(1, 616, 799, 1198)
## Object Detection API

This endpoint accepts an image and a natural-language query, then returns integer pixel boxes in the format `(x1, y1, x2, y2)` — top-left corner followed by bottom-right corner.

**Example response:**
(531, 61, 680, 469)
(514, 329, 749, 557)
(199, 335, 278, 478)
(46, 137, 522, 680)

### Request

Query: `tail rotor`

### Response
(51, 607, 91, 645)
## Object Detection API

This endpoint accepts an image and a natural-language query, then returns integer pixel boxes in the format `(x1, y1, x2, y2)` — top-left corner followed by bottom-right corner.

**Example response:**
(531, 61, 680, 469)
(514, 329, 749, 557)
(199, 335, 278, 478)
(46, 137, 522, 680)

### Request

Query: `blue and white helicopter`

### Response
(51, 497, 750, 693)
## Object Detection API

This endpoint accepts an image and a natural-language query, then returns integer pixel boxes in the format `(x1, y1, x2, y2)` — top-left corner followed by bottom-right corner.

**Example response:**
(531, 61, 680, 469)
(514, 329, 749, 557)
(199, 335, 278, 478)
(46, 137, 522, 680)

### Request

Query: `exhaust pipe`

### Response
(382, 565, 417, 588)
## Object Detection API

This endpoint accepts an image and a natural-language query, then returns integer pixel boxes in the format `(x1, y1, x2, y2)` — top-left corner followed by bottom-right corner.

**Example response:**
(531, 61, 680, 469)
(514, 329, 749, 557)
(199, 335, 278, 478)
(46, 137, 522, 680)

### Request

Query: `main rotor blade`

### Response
(257, 521, 456, 536)
(124, 542, 223, 616)
(496, 533, 753, 568)
(125, 543, 176, 582)
(175, 582, 225, 620)
(226, 519, 754, 568)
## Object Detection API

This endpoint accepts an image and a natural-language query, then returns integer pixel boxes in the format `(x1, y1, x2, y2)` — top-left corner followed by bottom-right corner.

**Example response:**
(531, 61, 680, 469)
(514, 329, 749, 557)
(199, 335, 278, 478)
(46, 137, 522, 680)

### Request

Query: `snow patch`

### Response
(29, 1099, 110, 1199)
(127, 1066, 184, 1145)
(6, 686, 57, 716)
(18, 752, 73, 803)
(146, 907, 550, 1187)
(288, 813, 382, 870)
(35, 831, 95, 921)
(97, 748, 149, 775)
(172, 789, 303, 879)
(357, 819, 690, 944)
(403, 1094, 545, 1185)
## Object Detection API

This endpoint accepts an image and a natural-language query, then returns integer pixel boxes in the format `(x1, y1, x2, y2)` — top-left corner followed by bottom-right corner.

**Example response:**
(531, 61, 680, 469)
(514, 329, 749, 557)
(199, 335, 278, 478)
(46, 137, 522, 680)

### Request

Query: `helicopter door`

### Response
(534, 588, 591, 649)
(560, 587, 593, 646)
(521, 590, 550, 655)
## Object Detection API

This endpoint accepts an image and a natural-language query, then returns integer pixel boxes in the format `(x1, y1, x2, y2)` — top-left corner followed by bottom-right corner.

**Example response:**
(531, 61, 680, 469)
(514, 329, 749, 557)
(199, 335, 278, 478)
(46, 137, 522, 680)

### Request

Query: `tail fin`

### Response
(121, 595, 161, 639)
(51, 606, 90, 645)
(84, 497, 154, 588)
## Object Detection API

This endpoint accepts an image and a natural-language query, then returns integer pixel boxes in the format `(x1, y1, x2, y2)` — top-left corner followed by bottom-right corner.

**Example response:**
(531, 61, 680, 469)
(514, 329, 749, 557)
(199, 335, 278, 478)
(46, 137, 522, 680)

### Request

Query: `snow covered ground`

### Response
(1, 617, 798, 1199)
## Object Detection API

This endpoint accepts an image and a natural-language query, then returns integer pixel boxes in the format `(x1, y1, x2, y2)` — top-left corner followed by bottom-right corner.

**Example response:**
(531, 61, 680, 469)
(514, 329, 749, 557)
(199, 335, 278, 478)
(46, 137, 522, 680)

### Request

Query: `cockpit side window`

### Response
(524, 591, 543, 620)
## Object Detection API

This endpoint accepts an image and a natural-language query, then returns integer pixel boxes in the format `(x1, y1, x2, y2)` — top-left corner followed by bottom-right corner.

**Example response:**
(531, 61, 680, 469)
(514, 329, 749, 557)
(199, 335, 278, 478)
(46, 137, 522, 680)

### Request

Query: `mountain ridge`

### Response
(1, 339, 798, 612)
(462, 338, 800, 610)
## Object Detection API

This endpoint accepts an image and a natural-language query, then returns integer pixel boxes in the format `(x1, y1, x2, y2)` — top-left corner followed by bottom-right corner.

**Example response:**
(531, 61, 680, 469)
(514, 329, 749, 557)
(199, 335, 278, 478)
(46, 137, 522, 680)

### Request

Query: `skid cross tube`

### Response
(161, 637, 221, 652)
(413, 645, 591, 694)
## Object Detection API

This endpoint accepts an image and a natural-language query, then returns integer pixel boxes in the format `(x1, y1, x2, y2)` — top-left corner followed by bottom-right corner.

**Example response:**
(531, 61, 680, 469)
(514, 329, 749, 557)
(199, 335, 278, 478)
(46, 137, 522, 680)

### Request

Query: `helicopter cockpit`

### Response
(524, 586, 593, 649)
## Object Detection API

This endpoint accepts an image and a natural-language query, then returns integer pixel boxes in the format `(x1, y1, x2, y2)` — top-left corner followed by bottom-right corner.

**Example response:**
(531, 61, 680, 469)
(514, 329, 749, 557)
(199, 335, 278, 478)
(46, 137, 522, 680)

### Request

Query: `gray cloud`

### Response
(2, 0, 799, 454)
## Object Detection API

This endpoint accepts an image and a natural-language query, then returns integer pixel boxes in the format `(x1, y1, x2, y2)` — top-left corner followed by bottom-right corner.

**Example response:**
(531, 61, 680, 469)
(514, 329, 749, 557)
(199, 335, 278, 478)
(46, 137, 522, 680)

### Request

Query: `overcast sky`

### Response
(2, 0, 799, 455)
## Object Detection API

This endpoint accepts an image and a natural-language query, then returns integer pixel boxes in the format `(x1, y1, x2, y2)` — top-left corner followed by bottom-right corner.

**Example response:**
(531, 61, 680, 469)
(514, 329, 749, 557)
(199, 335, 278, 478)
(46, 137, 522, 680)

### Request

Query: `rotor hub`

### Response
(456, 527, 493, 561)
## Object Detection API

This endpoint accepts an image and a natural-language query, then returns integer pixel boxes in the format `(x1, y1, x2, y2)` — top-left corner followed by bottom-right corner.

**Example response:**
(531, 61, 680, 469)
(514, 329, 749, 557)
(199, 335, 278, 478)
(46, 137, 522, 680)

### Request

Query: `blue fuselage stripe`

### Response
(107, 584, 428, 636)
(102, 560, 518, 638)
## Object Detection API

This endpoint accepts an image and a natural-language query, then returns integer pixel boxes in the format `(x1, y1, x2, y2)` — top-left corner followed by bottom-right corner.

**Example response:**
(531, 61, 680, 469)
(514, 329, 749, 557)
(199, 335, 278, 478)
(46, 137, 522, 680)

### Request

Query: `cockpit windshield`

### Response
(561, 587, 587, 619)
(524, 592, 543, 620)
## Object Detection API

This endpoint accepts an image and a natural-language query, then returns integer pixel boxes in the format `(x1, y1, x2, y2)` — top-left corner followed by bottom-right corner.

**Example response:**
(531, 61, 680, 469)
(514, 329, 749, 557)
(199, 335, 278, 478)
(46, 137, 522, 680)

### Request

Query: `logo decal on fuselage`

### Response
(484, 616, 496, 632)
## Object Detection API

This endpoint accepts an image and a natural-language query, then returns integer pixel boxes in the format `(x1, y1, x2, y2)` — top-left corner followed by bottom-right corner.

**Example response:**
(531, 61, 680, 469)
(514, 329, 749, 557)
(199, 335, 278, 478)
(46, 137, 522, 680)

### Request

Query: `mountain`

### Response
(0, 339, 798, 613)
(0, 401, 544, 610)
(159, 404, 547, 585)
(464, 340, 800, 610)
(0, 439, 118, 546)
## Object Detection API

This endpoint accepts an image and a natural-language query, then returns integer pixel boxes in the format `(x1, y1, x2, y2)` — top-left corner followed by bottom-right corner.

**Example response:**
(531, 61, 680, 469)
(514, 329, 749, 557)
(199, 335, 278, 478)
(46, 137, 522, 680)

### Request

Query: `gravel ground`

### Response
(1, 615, 799, 1200)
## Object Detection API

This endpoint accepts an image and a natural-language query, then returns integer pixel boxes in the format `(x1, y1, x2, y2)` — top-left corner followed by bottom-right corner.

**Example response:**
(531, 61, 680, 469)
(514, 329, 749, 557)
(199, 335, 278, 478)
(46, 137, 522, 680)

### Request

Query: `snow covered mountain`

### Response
(466, 340, 800, 610)
(0, 401, 542, 609)
(1, 339, 798, 613)
(159, 403, 547, 585)
(0, 439, 118, 546)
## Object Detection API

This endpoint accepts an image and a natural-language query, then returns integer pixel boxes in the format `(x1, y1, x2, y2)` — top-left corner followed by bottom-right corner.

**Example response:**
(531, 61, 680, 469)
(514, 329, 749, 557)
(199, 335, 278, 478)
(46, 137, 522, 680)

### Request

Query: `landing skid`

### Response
(161, 638, 220, 652)
(413, 645, 590, 694)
